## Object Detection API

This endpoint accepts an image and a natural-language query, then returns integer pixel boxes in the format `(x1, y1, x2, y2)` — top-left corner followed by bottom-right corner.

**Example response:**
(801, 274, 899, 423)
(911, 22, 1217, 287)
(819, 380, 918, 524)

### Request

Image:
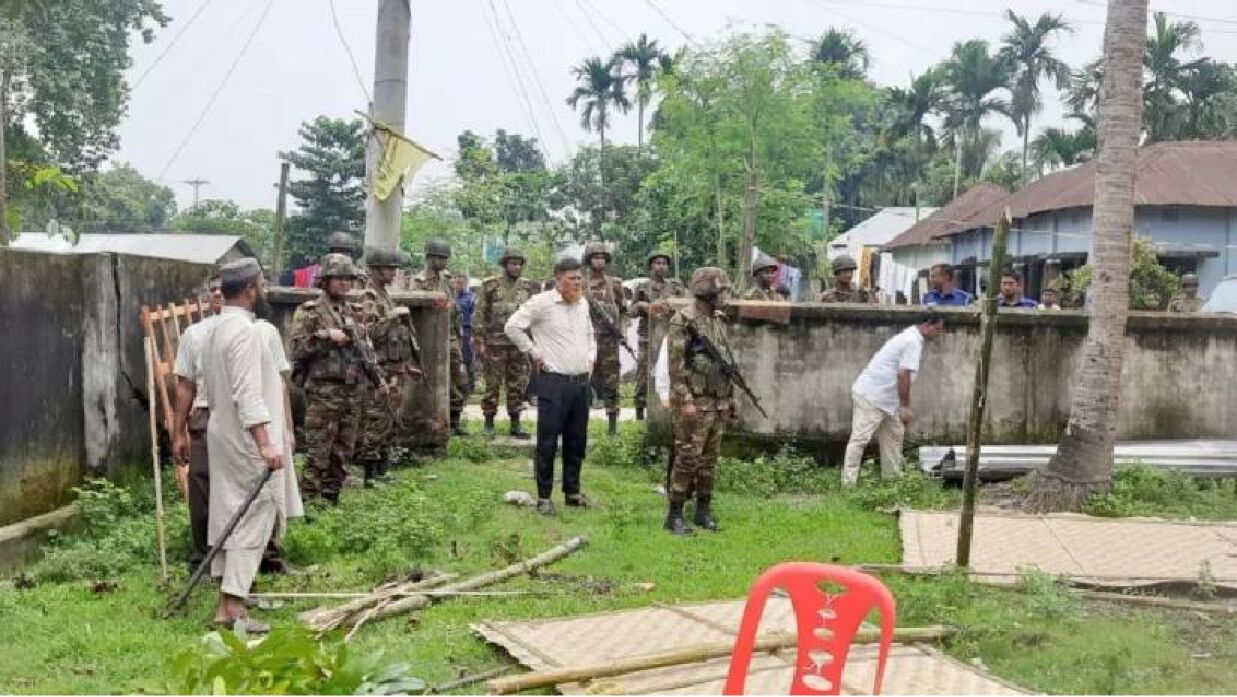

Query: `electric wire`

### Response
(158, 0, 277, 180)
(478, 0, 551, 160)
(498, 0, 574, 155)
(328, 0, 372, 103)
(132, 0, 216, 90)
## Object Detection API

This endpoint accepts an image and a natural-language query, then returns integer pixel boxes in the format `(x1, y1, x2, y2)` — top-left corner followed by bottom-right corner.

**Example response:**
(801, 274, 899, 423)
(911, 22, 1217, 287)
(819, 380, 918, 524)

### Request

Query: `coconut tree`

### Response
(1030, 126, 1095, 173)
(1143, 11, 1202, 141)
(810, 27, 870, 80)
(887, 67, 947, 146)
(1000, 10, 1073, 183)
(566, 55, 631, 151)
(939, 40, 1012, 197)
(1024, 0, 1148, 513)
(616, 33, 666, 149)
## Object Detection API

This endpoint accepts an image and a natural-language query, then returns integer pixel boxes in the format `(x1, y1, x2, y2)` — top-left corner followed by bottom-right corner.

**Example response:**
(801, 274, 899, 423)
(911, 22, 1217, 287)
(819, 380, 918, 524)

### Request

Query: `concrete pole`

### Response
(364, 0, 410, 254)
(271, 162, 291, 280)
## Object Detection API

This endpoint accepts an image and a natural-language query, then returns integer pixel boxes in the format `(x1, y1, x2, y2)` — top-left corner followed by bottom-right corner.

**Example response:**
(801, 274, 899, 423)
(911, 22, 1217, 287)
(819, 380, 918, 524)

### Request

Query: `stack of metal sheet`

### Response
(919, 440, 1237, 480)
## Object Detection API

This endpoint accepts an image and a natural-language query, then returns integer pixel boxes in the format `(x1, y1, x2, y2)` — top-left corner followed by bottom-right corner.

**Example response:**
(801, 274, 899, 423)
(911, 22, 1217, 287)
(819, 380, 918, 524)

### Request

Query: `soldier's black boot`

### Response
(484, 415, 496, 436)
(664, 500, 694, 536)
(635, 407, 645, 421)
(361, 460, 377, 489)
(608, 413, 619, 436)
(509, 415, 530, 440)
(450, 411, 467, 436)
(376, 457, 394, 484)
(693, 494, 720, 532)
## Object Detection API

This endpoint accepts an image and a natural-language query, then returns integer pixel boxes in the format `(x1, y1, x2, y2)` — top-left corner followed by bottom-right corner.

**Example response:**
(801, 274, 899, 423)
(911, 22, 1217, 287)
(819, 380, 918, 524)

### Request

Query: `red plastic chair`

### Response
(723, 563, 896, 695)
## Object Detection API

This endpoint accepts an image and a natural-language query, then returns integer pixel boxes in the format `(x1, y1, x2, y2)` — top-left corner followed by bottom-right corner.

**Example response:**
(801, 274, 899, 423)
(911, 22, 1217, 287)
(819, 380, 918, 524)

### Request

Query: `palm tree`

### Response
(940, 40, 1012, 196)
(1177, 59, 1237, 138)
(1024, 0, 1148, 513)
(1000, 10, 1073, 183)
(616, 33, 666, 149)
(566, 55, 630, 151)
(887, 67, 946, 146)
(810, 27, 870, 80)
(1030, 126, 1095, 173)
(1143, 11, 1202, 141)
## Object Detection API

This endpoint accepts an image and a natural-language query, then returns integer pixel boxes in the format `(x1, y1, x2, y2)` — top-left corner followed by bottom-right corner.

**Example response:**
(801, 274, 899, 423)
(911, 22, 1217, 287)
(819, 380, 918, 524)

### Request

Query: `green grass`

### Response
(3, 426, 1237, 694)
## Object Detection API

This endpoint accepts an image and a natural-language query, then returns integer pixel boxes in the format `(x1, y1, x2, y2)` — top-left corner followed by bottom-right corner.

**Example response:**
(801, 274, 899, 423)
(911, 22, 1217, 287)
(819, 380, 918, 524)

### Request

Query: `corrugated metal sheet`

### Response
(882, 184, 1009, 250)
(829, 207, 939, 258)
(932, 141, 1237, 240)
(9, 232, 253, 265)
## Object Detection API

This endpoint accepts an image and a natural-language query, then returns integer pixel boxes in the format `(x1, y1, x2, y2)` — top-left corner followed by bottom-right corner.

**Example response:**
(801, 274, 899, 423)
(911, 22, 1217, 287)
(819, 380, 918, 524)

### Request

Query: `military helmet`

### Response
(1182, 273, 1200, 287)
(647, 250, 672, 267)
(365, 248, 402, 268)
(499, 247, 526, 264)
(583, 241, 611, 263)
(690, 267, 732, 298)
(752, 253, 778, 275)
(832, 254, 858, 274)
(326, 231, 356, 251)
(318, 253, 358, 280)
(424, 237, 452, 259)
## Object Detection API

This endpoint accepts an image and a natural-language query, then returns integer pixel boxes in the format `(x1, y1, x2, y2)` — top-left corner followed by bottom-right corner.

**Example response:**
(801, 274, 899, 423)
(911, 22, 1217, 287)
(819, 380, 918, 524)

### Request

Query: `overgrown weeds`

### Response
(1085, 465, 1237, 519)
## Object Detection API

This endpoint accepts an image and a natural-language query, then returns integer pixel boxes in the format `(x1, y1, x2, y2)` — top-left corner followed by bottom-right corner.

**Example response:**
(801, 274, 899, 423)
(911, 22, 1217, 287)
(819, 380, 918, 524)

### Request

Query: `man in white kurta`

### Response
(202, 258, 289, 631)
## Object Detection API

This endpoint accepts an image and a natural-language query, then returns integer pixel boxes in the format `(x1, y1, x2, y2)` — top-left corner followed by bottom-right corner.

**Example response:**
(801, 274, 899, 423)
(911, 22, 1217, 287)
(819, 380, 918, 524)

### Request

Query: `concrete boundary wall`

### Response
(647, 303, 1237, 454)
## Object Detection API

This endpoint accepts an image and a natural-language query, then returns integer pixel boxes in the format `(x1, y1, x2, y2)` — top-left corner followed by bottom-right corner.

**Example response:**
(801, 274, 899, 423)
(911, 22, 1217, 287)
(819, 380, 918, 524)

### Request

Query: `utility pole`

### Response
(0, 70, 9, 245)
(364, 0, 410, 253)
(271, 162, 290, 281)
(182, 178, 210, 209)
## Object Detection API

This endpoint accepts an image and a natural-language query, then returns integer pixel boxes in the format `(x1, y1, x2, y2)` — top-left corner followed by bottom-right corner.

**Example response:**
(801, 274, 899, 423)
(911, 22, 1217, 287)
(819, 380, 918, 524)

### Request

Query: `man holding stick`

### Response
(201, 258, 293, 632)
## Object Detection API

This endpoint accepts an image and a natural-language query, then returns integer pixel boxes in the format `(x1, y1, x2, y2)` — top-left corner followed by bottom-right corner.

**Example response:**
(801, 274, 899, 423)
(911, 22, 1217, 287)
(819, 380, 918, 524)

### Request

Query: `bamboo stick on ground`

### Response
(299, 572, 456, 630)
(486, 625, 956, 695)
(1075, 590, 1237, 614)
(259, 589, 543, 601)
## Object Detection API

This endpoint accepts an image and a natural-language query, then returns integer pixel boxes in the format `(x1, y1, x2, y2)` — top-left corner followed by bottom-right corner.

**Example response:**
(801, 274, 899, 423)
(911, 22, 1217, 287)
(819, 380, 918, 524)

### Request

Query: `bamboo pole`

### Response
(299, 572, 456, 630)
(957, 209, 1011, 567)
(257, 589, 544, 600)
(1074, 591, 1237, 614)
(486, 625, 956, 695)
(145, 337, 169, 583)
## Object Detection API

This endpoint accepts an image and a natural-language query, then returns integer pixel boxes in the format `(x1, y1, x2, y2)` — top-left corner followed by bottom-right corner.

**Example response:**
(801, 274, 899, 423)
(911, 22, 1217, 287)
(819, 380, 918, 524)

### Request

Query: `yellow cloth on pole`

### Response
(374, 127, 438, 201)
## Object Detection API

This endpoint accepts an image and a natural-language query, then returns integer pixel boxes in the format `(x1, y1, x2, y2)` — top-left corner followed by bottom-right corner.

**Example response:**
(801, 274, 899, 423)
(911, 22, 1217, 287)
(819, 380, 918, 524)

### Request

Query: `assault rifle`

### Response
(586, 295, 636, 359)
(683, 322, 769, 419)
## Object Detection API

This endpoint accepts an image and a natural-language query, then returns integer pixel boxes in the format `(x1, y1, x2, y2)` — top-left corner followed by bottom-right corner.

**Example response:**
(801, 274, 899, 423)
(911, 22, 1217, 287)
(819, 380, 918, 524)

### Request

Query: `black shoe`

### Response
(564, 493, 591, 508)
(536, 498, 556, 516)
(322, 491, 340, 506)
(607, 414, 618, 436)
(664, 500, 694, 536)
(484, 415, 496, 436)
(509, 415, 531, 440)
(693, 494, 720, 532)
(635, 407, 645, 421)
(361, 460, 377, 489)
(451, 412, 468, 436)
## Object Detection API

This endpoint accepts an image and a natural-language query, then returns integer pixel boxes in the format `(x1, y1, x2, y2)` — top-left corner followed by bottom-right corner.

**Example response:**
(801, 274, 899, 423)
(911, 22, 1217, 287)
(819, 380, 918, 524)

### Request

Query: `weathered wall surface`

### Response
(648, 304, 1237, 453)
(266, 288, 450, 444)
(0, 251, 86, 526)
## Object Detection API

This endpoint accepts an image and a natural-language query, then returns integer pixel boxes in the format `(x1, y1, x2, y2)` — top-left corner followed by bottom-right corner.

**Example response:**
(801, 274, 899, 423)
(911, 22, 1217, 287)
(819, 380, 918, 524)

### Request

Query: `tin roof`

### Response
(10, 232, 254, 265)
(883, 184, 1010, 250)
(830, 207, 939, 254)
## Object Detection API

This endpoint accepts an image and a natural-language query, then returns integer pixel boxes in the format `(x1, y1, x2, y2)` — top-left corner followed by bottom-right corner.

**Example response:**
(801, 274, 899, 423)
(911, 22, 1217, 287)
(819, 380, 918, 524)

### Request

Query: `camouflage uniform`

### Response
(291, 254, 385, 501)
(356, 249, 421, 483)
(583, 242, 625, 422)
(475, 249, 539, 423)
(409, 239, 468, 433)
(741, 286, 782, 301)
(666, 267, 735, 535)
(632, 253, 685, 414)
(327, 231, 368, 289)
(819, 254, 873, 303)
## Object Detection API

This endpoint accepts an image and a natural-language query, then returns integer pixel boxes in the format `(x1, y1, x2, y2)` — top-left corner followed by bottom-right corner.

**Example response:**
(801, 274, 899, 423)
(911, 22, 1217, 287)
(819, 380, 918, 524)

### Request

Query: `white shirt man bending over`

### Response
(842, 312, 945, 486)
(505, 256, 596, 517)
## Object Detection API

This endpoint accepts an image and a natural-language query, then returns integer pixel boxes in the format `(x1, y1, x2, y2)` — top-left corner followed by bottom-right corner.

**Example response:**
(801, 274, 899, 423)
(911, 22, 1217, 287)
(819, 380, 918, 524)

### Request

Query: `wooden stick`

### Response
(308, 536, 588, 632)
(485, 625, 955, 695)
(145, 337, 169, 584)
(256, 589, 545, 600)
(431, 666, 516, 694)
(299, 572, 457, 630)
(1075, 591, 1237, 614)
(957, 210, 1011, 566)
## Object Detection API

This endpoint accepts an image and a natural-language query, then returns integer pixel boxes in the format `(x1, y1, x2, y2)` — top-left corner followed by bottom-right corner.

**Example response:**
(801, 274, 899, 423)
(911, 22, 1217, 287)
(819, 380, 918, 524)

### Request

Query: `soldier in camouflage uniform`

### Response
(409, 238, 469, 435)
(326, 231, 368, 288)
(583, 241, 626, 435)
(742, 254, 783, 301)
(631, 251, 685, 421)
(1167, 273, 1205, 313)
(819, 254, 874, 303)
(665, 267, 736, 536)
(356, 248, 422, 486)
(291, 254, 386, 503)
(475, 247, 539, 438)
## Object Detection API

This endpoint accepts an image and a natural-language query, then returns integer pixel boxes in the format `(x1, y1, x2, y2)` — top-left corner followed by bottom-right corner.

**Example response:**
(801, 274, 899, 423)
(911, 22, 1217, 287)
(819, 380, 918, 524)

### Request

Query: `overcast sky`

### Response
(114, 0, 1237, 212)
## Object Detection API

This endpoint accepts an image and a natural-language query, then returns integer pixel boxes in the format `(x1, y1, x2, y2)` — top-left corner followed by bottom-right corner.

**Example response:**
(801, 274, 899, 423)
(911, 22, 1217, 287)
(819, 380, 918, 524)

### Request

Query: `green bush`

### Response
(73, 478, 141, 534)
(588, 422, 658, 469)
(171, 627, 425, 695)
(716, 447, 834, 498)
(844, 470, 959, 511)
(1086, 465, 1237, 519)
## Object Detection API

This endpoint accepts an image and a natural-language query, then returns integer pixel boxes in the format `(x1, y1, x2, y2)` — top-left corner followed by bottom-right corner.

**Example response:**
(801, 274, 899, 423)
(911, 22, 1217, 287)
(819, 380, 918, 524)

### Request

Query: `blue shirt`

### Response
(455, 289, 476, 333)
(923, 288, 973, 306)
(997, 296, 1038, 308)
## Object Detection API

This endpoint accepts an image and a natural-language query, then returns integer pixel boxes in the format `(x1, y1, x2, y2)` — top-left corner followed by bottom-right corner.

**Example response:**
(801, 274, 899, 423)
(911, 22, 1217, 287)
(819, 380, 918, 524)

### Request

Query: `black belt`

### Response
(541, 371, 591, 386)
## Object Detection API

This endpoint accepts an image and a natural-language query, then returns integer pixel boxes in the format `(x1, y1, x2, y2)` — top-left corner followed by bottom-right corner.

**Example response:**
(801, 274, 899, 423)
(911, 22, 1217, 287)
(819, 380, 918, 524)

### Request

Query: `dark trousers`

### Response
(533, 372, 590, 499)
(187, 417, 211, 567)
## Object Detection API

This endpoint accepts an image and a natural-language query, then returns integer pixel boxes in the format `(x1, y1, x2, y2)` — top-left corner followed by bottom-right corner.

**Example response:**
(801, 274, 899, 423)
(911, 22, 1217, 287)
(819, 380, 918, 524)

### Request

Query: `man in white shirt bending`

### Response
(842, 312, 945, 486)
(505, 256, 597, 516)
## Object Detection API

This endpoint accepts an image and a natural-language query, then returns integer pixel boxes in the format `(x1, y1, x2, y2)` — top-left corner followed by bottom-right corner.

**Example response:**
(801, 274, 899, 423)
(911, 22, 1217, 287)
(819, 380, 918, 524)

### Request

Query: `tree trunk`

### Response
(952, 133, 962, 199)
(1021, 116, 1031, 186)
(714, 170, 725, 272)
(1023, 0, 1147, 513)
(637, 98, 646, 149)
(738, 162, 757, 291)
(0, 69, 9, 245)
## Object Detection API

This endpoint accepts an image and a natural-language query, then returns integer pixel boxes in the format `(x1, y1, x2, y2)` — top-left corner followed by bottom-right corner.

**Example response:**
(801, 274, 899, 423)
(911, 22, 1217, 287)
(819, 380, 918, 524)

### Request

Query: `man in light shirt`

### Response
(505, 256, 597, 516)
(841, 312, 945, 486)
